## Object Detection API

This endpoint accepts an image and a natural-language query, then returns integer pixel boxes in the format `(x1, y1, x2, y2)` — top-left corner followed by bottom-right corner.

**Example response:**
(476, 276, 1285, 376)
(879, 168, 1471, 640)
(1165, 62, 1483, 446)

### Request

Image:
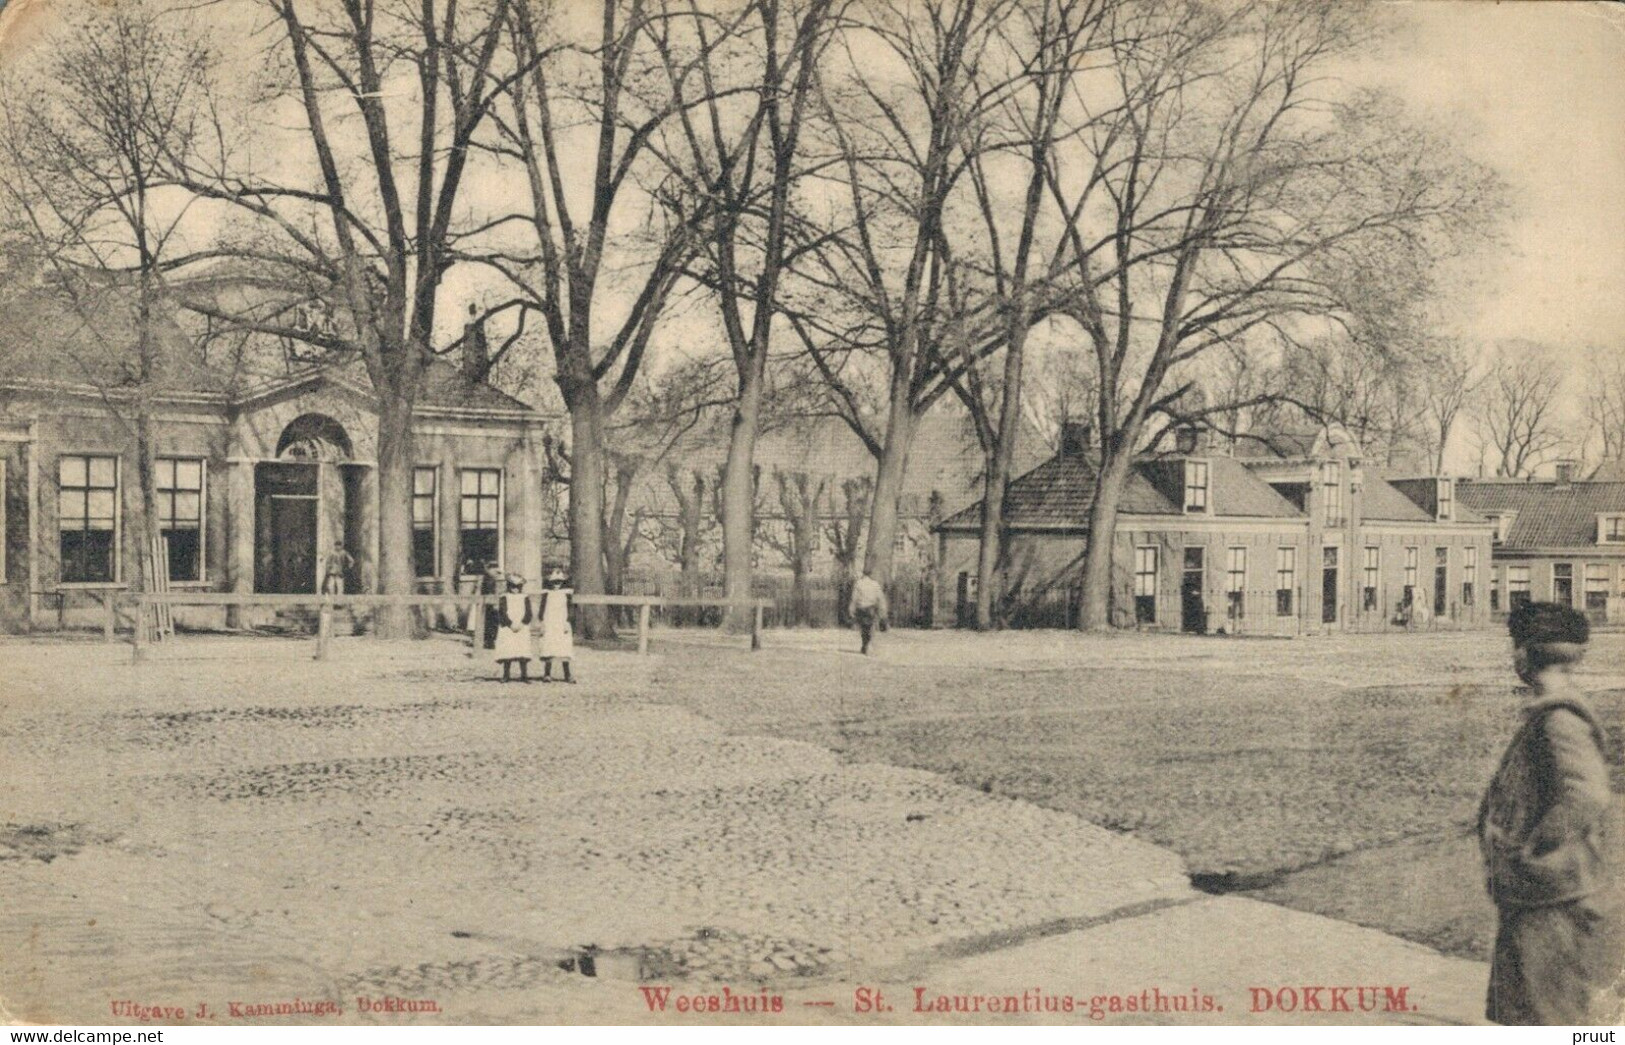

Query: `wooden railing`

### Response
(121, 591, 775, 663)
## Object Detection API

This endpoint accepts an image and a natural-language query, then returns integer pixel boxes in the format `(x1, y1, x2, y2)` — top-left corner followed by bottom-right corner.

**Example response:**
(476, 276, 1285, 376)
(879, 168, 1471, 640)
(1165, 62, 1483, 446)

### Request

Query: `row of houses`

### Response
(1, 287, 1620, 633)
(934, 424, 1625, 633)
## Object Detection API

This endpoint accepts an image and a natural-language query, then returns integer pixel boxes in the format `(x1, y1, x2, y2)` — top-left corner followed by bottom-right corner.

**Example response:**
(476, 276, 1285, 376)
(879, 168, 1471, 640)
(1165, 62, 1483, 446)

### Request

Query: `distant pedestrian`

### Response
(848, 570, 888, 655)
(537, 567, 574, 683)
(474, 560, 503, 656)
(1478, 601, 1622, 1024)
(492, 574, 533, 683)
(321, 550, 354, 595)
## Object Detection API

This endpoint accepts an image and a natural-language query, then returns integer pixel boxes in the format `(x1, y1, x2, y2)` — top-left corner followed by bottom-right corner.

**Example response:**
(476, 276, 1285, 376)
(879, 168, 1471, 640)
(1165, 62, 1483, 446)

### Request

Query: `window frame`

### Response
(1436, 478, 1453, 521)
(1599, 514, 1625, 544)
(1362, 546, 1379, 611)
(1226, 546, 1247, 620)
(1275, 546, 1296, 617)
(1403, 546, 1419, 604)
(1507, 565, 1531, 610)
(412, 465, 440, 580)
(1462, 545, 1477, 606)
(57, 453, 122, 586)
(154, 456, 207, 584)
(457, 467, 504, 577)
(1183, 460, 1209, 513)
(1322, 461, 1344, 525)
(1133, 545, 1158, 624)
(1583, 563, 1609, 610)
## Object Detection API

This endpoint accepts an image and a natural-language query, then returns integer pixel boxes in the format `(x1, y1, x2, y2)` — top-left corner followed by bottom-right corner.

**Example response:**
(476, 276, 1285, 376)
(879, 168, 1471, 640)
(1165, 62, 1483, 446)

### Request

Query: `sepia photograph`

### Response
(0, 0, 1620, 1030)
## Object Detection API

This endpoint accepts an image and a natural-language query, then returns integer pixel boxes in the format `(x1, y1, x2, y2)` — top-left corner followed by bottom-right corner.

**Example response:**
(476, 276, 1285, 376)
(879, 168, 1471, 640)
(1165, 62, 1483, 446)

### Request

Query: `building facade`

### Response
(935, 424, 1495, 633)
(0, 361, 549, 631)
(1458, 465, 1625, 623)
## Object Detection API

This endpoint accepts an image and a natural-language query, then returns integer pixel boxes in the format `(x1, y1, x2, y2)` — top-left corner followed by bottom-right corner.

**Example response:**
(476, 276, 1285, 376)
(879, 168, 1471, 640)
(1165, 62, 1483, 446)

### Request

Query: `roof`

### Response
(0, 285, 540, 418)
(1233, 422, 1365, 462)
(938, 451, 1303, 531)
(1457, 480, 1625, 550)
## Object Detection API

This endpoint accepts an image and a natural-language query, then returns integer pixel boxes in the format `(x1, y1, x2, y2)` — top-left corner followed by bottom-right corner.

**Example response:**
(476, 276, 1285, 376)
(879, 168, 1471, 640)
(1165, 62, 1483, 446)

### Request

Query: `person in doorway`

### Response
(848, 570, 888, 655)
(1478, 601, 1622, 1024)
(492, 574, 533, 683)
(321, 549, 354, 595)
(537, 567, 574, 683)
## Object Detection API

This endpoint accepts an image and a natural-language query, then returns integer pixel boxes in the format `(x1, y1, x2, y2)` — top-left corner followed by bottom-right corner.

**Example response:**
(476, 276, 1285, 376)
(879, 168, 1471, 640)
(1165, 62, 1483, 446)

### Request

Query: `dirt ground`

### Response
(645, 626, 1625, 960)
(0, 624, 1616, 1024)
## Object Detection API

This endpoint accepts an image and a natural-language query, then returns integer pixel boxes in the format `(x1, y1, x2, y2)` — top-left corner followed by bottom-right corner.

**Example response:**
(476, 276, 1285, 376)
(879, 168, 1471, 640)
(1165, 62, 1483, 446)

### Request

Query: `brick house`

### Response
(0, 294, 550, 631)
(1458, 463, 1625, 622)
(935, 422, 1495, 633)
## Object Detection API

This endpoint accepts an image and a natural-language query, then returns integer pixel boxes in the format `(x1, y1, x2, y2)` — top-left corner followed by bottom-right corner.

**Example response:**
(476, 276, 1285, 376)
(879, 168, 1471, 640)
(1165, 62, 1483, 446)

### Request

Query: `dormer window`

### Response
(1183, 460, 1209, 513)
(1436, 478, 1453, 521)
(1487, 511, 1516, 544)
(1600, 514, 1625, 544)
(1322, 461, 1344, 525)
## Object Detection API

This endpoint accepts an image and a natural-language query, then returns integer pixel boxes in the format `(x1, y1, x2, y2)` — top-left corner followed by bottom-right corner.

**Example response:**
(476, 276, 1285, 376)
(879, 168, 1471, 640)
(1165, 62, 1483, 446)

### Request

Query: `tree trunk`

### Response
(1077, 448, 1131, 632)
(374, 392, 416, 638)
(567, 392, 612, 640)
(720, 359, 766, 632)
(972, 448, 1003, 630)
(863, 394, 917, 585)
(133, 407, 161, 595)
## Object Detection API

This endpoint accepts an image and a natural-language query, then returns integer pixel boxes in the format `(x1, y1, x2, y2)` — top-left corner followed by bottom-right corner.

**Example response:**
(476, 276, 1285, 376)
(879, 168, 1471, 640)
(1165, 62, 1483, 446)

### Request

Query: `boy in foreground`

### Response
(1478, 601, 1622, 1024)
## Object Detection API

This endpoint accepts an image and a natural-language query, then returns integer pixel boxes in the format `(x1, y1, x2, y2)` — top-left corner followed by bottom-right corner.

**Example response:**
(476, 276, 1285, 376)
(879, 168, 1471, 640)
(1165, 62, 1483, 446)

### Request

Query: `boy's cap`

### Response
(1508, 601, 1589, 648)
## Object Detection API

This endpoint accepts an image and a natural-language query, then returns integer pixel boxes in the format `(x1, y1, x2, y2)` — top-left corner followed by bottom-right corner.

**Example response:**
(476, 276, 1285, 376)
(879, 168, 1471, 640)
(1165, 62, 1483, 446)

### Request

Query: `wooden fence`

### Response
(122, 591, 775, 664)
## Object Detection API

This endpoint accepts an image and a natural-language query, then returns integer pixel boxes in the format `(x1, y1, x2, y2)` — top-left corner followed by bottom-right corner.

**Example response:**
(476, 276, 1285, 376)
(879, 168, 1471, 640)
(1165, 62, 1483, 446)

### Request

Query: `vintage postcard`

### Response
(0, 0, 1620, 1030)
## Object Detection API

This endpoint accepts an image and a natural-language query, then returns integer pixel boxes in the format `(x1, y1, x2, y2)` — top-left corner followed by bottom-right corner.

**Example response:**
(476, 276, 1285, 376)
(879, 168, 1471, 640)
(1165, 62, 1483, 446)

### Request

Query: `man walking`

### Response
(848, 570, 888, 655)
(1478, 601, 1622, 1024)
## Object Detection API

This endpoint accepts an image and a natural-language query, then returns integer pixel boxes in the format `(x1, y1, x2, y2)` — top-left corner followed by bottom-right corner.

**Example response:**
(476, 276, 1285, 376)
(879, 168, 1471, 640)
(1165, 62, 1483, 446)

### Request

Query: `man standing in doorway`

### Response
(848, 571, 888, 655)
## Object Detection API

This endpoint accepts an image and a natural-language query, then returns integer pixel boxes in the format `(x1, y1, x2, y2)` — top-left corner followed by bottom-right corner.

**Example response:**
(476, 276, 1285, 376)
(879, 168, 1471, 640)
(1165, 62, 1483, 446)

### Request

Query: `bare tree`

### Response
(157, 0, 516, 636)
(481, 0, 736, 638)
(647, 0, 840, 630)
(1416, 336, 1481, 474)
(823, 474, 870, 624)
(787, 0, 1022, 588)
(0, 4, 217, 598)
(1043, 0, 1499, 629)
(762, 469, 828, 625)
(1471, 340, 1570, 478)
(1582, 345, 1625, 469)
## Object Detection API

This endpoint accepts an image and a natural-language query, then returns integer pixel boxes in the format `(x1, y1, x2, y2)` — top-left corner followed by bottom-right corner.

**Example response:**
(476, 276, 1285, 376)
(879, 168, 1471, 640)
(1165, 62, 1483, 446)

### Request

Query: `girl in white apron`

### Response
(537, 567, 574, 683)
(492, 574, 533, 683)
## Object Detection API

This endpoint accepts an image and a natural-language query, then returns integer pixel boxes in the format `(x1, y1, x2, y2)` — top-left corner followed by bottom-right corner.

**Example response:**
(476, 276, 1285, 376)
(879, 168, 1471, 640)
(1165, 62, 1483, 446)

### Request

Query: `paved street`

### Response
(0, 632, 1500, 1024)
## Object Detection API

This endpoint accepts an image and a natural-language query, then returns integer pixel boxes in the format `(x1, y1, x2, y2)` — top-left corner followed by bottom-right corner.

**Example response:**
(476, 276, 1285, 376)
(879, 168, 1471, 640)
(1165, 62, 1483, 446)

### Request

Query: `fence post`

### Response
(315, 599, 333, 661)
(131, 600, 147, 663)
(751, 602, 763, 651)
(103, 594, 115, 643)
(638, 601, 651, 656)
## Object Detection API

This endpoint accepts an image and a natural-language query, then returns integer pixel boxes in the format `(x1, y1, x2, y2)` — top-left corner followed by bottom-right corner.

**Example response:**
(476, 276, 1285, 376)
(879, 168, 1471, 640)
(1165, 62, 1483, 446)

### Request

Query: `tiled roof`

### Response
(1457, 480, 1625, 550)
(0, 287, 539, 416)
(938, 451, 1303, 530)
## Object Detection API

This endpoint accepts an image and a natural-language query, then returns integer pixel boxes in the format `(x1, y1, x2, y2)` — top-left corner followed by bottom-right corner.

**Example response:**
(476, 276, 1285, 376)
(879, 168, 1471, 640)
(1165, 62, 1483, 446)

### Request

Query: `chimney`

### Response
(1175, 425, 1200, 455)
(1553, 459, 1576, 487)
(462, 303, 488, 383)
(1060, 421, 1092, 457)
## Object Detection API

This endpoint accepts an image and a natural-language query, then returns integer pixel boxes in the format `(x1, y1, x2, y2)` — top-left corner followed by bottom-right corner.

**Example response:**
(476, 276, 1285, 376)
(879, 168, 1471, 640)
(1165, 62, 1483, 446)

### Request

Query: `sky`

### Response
(1367, 1, 1624, 353)
(0, 0, 1619, 465)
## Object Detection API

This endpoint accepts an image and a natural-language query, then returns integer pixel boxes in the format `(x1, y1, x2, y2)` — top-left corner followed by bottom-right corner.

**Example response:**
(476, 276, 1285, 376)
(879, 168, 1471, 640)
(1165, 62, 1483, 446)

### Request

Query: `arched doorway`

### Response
(256, 415, 357, 594)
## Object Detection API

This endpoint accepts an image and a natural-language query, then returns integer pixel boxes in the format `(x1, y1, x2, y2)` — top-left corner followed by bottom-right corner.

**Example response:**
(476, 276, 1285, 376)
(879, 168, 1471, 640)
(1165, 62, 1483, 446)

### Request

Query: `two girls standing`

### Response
(489, 568, 574, 684)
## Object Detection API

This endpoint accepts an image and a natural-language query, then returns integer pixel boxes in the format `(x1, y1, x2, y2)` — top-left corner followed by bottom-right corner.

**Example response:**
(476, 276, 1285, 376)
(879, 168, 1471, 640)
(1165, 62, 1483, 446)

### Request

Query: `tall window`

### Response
(1322, 462, 1343, 525)
(1436, 479, 1453, 521)
(154, 458, 204, 582)
(1490, 565, 1502, 612)
(458, 468, 502, 574)
(1133, 546, 1158, 624)
(412, 467, 438, 579)
(1462, 546, 1477, 606)
(1600, 515, 1625, 543)
(1183, 461, 1209, 513)
(1275, 547, 1296, 617)
(1584, 564, 1609, 612)
(1226, 547, 1247, 620)
(1507, 566, 1531, 610)
(1363, 547, 1380, 611)
(59, 455, 119, 583)
(1552, 563, 1573, 607)
(1434, 547, 1449, 616)
(1403, 546, 1418, 606)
